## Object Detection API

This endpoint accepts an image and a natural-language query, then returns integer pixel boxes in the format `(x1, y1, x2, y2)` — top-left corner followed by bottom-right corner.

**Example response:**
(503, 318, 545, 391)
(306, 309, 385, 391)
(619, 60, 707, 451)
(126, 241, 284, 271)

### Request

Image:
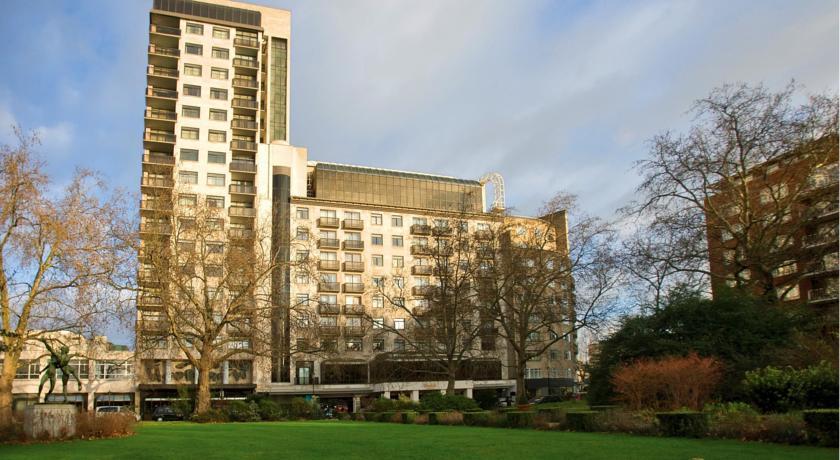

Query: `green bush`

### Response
(255, 398, 283, 421)
(759, 413, 808, 445)
(462, 411, 492, 426)
(420, 393, 480, 412)
(743, 362, 838, 413)
(289, 397, 320, 419)
(226, 400, 260, 422)
(597, 410, 657, 435)
(473, 389, 499, 410)
(803, 409, 839, 447)
(656, 412, 708, 438)
(428, 412, 458, 425)
(536, 407, 565, 423)
(589, 405, 619, 412)
(190, 409, 229, 423)
(372, 397, 396, 412)
(506, 411, 535, 428)
(566, 411, 600, 432)
(400, 411, 417, 424)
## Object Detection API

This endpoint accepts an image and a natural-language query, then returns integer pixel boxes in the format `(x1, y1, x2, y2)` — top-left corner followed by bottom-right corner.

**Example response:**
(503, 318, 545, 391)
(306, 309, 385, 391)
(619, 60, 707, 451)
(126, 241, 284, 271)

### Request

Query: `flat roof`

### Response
(311, 161, 482, 186)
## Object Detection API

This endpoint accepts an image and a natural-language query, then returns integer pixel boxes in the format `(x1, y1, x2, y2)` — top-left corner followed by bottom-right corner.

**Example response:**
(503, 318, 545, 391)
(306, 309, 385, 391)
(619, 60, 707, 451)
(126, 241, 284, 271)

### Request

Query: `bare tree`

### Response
(481, 193, 621, 403)
(0, 130, 130, 423)
(624, 82, 838, 299)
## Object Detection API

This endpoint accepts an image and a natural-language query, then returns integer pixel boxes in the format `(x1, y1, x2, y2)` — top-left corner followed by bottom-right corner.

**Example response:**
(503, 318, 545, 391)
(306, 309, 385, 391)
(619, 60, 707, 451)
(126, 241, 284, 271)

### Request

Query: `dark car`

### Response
(531, 394, 566, 405)
(152, 405, 184, 421)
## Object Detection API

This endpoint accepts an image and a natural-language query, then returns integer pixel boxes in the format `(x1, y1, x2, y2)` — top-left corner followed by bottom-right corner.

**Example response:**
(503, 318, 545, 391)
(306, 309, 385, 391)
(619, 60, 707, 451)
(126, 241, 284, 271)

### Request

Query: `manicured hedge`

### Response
(400, 411, 417, 424)
(590, 405, 619, 412)
(462, 411, 492, 427)
(536, 408, 564, 423)
(803, 409, 839, 447)
(656, 412, 708, 438)
(428, 412, 448, 425)
(506, 411, 535, 428)
(566, 411, 600, 432)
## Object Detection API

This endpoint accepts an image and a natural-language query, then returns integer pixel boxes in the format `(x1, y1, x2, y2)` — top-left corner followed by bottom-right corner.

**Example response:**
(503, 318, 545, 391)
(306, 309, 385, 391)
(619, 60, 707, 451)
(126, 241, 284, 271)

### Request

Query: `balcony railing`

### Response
(232, 99, 259, 109)
(474, 230, 492, 240)
(144, 131, 176, 143)
(343, 261, 365, 272)
(317, 217, 340, 228)
(233, 57, 258, 68)
(318, 282, 340, 293)
(318, 238, 340, 249)
(230, 161, 257, 173)
(411, 265, 433, 275)
(142, 152, 175, 165)
(234, 37, 260, 48)
(343, 283, 365, 293)
(231, 140, 257, 151)
(232, 78, 259, 89)
(342, 219, 364, 230)
(145, 107, 177, 121)
(138, 294, 163, 307)
(343, 240, 364, 251)
(343, 304, 365, 315)
(139, 222, 172, 234)
(412, 286, 436, 297)
(148, 45, 180, 57)
(803, 233, 837, 248)
(229, 184, 256, 194)
(810, 201, 839, 219)
(147, 87, 178, 99)
(410, 245, 432, 256)
(344, 326, 365, 337)
(147, 65, 179, 78)
(318, 303, 340, 315)
(231, 119, 258, 130)
(140, 199, 170, 212)
(805, 259, 839, 275)
(141, 177, 174, 188)
(150, 24, 181, 36)
(319, 326, 340, 337)
(229, 228, 254, 239)
(410, 224, 431, 235)
(229, 207, 256, 218)
(140, 318, 169, 331)
(318, 260, 340, 271)
(432, 226, 453, 236)
(808, 287, 839, 303)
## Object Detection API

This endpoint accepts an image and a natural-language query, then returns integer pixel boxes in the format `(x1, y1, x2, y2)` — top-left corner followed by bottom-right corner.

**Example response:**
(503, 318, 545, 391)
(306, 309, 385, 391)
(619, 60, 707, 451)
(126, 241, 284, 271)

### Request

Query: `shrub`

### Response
(420, 393, 480, 412)
(190, 409, 229, 423)
(566, 411, 600, 432)
(803, 409, 839, 447)
(372, 397, 396, 413)
(76, 412, 136, 439)
(437, 412, 464, 426)
(744, 362, 839, 413)
(589, 405, 619, 412)
(759, 413, 808, 445)
(612, 353, 722, 411)
(506, 411, 535, 428)
(226, 400, 260, 422)
(462, 411, 492, 426)
(337, 412, 351, 421)
(256, 398, 283, 421)
(706, 402, 761, 439)
(473, 389, 499, 410)
(536, 407, 565, 423)
(656, 412, 708, 438)
(597, 410, 657, 435)
(400, 411, 417, 424)
(414, 413, 429, 425)
(173, 385, 195, 418)
(290, 397, 319, 419)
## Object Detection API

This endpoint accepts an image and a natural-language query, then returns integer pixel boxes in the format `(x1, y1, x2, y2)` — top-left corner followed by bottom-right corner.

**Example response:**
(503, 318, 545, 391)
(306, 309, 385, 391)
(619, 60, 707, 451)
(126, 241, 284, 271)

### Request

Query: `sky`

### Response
(0, 1, 836, 342)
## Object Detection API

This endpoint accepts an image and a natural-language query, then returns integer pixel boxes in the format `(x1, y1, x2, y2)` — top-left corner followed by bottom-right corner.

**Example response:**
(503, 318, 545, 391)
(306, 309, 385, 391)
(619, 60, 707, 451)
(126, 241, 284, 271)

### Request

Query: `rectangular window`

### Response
(213, 27, 230, 39)
(394, 339, 406, 351)
(394, 318, 405, 330)
(392, 236, 403, 247)
(391, 215, 403, 227)
(15, 360, 40, 379)
(178, 194, 196, 206)
(372, 255, 383, 267)
(184, 43, 203, 55)
(181, 127, 199, 140)
(186, 23, 203, 35)
(207, 151, 226, 164)
(211, 47, 230, 60)
(209, 109, 227, 121)
(373, 339, 385, 352)
(207, 173, 225, 186)
(373, 296, 383, 308)
(180, 148, 199, 161)
(179, 171, 198, 184)
(95, 361, 133, 380)
(296, 227, 309, 241)
(183, 84, 201, 97)
(371, 213, 383, 225)
(208, 130, 226, 142)
(210, 88, 228, 100)
(210, 67, 228, 80)
(183, 63, 202, 76)
(372, 318, 384, 329)
(392, 256, 404, 268)
(182, 106, 200, 118)
(206, 196, 224, 208)
(296, 207, 309, 220)
(371, 234, 383, 246)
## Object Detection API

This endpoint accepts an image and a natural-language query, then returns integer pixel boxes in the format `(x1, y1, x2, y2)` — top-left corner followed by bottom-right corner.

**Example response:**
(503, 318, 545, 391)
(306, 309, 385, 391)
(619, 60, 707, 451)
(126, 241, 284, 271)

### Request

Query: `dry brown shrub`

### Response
(76, 412, 136, 439)
(612, 353, 722, 411)
(414, 414, 429, 425)
(436, 412, 464, 425)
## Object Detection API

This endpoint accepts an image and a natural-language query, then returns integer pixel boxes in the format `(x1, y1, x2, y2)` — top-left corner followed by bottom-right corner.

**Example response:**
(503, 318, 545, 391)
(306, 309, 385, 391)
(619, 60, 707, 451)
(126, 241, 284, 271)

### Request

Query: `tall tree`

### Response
(0, 131, 129, 423)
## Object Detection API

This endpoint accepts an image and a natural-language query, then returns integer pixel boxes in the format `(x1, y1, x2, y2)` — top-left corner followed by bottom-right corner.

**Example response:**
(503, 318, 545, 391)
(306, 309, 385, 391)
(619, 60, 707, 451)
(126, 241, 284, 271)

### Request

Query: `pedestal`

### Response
(24, 404, 77, 439)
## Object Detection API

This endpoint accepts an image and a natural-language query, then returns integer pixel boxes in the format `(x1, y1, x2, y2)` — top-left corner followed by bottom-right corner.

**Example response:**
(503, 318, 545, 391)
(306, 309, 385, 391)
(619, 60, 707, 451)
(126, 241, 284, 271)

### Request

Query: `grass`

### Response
(1, 420, 836, 460)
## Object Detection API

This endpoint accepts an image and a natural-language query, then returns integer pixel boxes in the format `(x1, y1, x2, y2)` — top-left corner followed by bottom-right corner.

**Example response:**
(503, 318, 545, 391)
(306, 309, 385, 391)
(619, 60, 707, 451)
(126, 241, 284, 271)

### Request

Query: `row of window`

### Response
(296, 207, 490, 231)
(8, 359, 132, 380)
(180, 126, 229, 142)
(525, 368, 575, 379)
(178, 148, 227, 163)
(183, 63, 230, 80)
(184, 43, 230, 59)
(182, 84, 229, 100)
(185, 22, 231, 39)
(182, 105, 228, 121)
(178, 170, 227, 186)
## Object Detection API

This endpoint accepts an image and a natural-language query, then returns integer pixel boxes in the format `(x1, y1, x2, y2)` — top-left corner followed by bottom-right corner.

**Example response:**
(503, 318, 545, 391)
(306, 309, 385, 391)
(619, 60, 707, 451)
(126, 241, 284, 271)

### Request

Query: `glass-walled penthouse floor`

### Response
(312, 163, 483, 213)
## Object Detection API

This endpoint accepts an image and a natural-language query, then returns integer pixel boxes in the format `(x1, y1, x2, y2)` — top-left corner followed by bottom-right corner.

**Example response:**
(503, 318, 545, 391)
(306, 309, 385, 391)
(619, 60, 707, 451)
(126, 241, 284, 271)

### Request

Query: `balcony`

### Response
(147, 65, 178, 79)
(145, 107, 177, 121)
(810, 201, 839, 220)
(148, 45, 180, 57)
(318, 238, 340, 249)
(412, 286, 436, 297)
(318, 303, 340, 315)
(319, 326, 340, 337)
(231, 140, 257, 152)
(230, 161, 257, 173)
(141, 176, 174, 188)
(343, 261, 365, 272)
(229, 184, 256, 195)
(318, 260, 340, 271)
(344, 326, 365, 337)
(139, 222, 172, 235)
(808, 287, 839, 303)
(318, 282, 340, 293)
(150, 24, 181, 36)
(411, 265, 433, 275)
(477, 248, 495, 259)
(139, 318, 169, 332)
(474, 229, 493, 240)
(343, 283, 365, 294)
(803, 233, 837, 248)
(342, 219, 364, 230)
(432, 226, 453, 237)
(229, 228, 254, 240)
(805, 259, 839, 275)
(234, 37, 260, 48)
(231, 119, 258, 130)
(343, 304, 365, 315)
(139, 199, 170, 212)
(317, 217, 340, 228)
(343, 240, 364, 251)
(138, 293, 163, 307)
(138, 271, 161, 287)
(142, 152, 175, 166)
(233, 57, 258, 69)
(232, 77, 259, 89)
(229, 207, 256, 218)
(410, 224, 431, 235)
(232, 99, 259, 109)
(410, 245, 432, 256)
(144, 130, 176, 143)
(146, 87, 178, 100)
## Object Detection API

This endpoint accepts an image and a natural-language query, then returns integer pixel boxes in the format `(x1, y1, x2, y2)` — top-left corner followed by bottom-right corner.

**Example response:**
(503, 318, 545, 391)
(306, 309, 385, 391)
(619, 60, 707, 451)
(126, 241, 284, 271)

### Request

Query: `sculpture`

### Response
(37, 338, 82, 403)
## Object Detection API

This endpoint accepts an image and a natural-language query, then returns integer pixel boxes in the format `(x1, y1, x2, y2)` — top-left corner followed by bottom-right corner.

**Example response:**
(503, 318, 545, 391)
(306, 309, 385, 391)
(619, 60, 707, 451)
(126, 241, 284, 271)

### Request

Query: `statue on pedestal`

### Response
(37, 338, 82, 403)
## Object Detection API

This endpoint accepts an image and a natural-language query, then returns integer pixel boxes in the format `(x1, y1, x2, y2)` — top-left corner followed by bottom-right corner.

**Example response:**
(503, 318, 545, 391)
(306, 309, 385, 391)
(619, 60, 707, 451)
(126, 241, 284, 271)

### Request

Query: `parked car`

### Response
(530, 394, 566, 405)
(152, 405, 184, 421)
(95, 405, 141, 421)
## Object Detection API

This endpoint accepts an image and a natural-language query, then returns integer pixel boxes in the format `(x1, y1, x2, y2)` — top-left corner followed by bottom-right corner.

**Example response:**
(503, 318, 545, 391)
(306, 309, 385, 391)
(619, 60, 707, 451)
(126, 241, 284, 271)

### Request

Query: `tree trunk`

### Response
(446, 362, 457, 395)
(515, 365, 528, 404)
(0, 352, 18, 425)
(195, 358, 212, 414)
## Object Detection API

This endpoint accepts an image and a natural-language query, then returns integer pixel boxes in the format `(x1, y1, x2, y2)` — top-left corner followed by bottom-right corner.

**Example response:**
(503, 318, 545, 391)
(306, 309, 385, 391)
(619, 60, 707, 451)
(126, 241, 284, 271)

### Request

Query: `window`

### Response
(394, 277, 405, 288)
(373, 339, 385, 352)
(296, 207, 309, 219)
(372, 276, 384, 287)
(549, 350, 559, 360)
(209, 109, 227, 121)
(179, 171, 198, 184)
(207, 173, 225, 186)
(178, 194, 196, 206)
(213, 27, 230, 39)
(180, 148, 199, 161)
(210, 88, 228, 100)
(56, 358, 89, 380)
(346, 338, 362, 352)
(295, 272, 309, 284)
(207, 242, 224, 254)
(525, 368, 541, 379)
(15, 360, 40, 379)
(206, 196, 224, 208)
(527, 331, 541, 342)
(184, 43, 203, 55)
(296, 227, 309, 241)
(394, 339, 406, 351)
(773, 261, 797, 277)
(96, 361, 133, 380)
(181, 127, 199, 140)
(394, 318, 405, 330)
(208, 130, 226, 142)
(183, 84, 201, 97)
(371, 234, 383, 246)
(392, 235, 403, 247)
(372, 318, 384, 329)
(392, 256, 404, 268)
(208, 151, 226, 164)
(777, 284, 800, 300)
(722, 249, 735, 264)
(394, 297, 405, 308)
(209, 67, 229, 80)
(372, 255, 383, 267)
(565, 351, 573, 360)
(183, 63, 202, 76)
(210, 47, 229, 60)
(182, 106, 200, 118)
(371, 213, 383, 225)
(372, 296, 383, 308)
(186, 23, 203, 35)
(391, 215, 403, 227)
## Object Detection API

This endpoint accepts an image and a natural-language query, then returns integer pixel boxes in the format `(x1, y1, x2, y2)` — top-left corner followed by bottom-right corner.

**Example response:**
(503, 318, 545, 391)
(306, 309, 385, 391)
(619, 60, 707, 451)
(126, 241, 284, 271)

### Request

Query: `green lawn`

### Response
(1, 421, 836, 460)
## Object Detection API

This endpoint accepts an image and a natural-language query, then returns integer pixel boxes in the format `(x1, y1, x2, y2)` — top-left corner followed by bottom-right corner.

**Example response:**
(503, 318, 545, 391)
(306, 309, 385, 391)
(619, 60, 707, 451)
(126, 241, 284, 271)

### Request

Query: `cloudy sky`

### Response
(0, 0, 837, 219)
